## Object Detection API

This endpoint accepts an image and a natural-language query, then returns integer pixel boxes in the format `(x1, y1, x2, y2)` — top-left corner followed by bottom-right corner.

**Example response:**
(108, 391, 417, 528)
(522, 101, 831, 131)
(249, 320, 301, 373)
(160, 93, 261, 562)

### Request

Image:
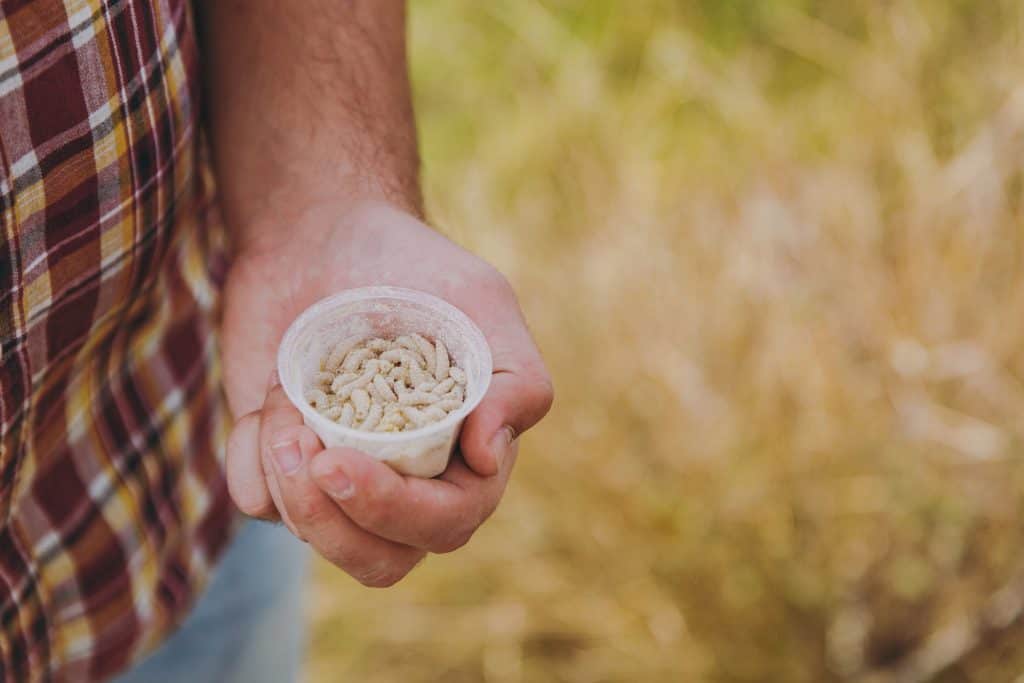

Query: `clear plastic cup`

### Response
(276, 287, 492, 478)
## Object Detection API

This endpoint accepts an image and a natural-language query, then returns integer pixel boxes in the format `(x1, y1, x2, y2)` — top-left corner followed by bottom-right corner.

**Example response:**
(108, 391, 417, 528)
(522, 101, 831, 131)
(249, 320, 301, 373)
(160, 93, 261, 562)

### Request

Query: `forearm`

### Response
(197, 0, 422, 254)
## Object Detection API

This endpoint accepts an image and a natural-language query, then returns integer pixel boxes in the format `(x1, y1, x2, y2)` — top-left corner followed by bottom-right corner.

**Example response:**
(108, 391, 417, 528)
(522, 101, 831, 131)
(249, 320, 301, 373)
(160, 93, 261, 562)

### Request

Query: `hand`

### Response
(220, 201, 554, 586)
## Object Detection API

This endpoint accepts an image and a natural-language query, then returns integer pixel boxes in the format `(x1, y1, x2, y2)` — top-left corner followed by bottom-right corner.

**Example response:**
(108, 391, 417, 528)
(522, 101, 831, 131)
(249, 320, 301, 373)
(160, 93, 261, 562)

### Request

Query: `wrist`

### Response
(226, 194, 419, 265)
(215, 139, 424, 258)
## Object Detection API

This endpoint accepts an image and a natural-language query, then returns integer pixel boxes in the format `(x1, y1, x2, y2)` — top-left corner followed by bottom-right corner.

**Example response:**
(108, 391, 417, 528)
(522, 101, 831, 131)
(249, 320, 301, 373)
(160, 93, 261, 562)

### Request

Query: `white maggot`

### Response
(309, 333, 469, 433)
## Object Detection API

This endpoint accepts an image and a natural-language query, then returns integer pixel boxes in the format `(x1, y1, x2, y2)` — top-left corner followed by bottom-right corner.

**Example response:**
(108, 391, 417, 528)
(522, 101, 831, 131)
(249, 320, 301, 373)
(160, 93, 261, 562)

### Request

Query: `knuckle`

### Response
(289, 494, 331, 526)
(319, 532, 360, 573)
(226, 476, 251, 510)
(467, 486, 498, 526)
(478, 495, 501, 525)
(363, 506, 397, 534)
(476, 264, 515, 300)
(493, 278, 517, 303)
(430, 525, 475, 554)
(355, 485, 401, 530)
(319, 536, 357, 570)
(226, 413, 259, 452)
(520, 368, 555, 425)
(351, 496, 385, 529)
(525, 363, 555, 405)
(225, 417, 261, 471)
(232, 493, 272, 519)
(536, 375, 555, 411)
(359, 572, 401, 589)
(353, 561, 411, 589)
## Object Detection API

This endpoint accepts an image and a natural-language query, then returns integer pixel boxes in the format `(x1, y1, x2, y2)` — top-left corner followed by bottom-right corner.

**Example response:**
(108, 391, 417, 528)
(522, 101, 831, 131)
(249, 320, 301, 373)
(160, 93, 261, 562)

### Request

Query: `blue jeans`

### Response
(115, 520, 310, 683)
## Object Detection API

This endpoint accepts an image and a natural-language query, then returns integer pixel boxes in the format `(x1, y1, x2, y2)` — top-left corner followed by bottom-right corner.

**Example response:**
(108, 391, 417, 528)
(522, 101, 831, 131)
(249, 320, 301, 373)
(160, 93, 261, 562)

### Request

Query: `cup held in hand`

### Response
(277, 287, 492, 478)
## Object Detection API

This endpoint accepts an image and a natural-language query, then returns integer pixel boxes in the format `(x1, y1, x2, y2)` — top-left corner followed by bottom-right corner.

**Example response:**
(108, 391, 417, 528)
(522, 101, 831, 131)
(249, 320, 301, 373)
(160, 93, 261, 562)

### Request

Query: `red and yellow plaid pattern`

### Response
(0, 0, 235, 679)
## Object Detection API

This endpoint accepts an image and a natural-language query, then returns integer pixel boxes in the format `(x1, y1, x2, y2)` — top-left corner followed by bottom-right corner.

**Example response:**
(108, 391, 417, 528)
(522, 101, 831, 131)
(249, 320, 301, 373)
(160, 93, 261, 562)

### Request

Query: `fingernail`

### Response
(267, 370, 280, 391)
(271, 440, 302, 475)
(489, 426, 515, 472)
(319, 466, 355, 500)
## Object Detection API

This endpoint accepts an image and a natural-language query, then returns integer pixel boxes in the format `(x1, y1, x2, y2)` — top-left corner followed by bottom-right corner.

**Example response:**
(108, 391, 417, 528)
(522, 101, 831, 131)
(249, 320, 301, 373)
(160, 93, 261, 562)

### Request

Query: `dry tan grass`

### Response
(305, 2, 1024, 681)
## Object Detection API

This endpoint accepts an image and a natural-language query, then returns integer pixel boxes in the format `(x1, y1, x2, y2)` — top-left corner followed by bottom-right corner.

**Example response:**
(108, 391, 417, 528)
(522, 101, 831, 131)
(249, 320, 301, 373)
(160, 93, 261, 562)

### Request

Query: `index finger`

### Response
(309, 446, 516, 553)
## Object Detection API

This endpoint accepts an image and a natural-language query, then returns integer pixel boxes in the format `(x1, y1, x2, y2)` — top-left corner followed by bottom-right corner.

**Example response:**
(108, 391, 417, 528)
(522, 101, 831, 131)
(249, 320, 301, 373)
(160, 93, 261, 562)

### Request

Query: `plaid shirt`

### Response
(0, 0, 235, 679)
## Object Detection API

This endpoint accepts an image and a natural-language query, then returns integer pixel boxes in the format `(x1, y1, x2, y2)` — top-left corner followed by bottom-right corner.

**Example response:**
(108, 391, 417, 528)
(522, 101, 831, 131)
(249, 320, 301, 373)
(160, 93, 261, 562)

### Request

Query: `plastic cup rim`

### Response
(277, 286, 493, 445)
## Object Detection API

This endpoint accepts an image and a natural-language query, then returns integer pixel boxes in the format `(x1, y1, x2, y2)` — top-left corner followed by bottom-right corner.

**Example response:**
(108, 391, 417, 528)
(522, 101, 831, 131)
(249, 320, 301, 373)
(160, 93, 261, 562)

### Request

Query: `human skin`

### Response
(198, 1, 553, 586)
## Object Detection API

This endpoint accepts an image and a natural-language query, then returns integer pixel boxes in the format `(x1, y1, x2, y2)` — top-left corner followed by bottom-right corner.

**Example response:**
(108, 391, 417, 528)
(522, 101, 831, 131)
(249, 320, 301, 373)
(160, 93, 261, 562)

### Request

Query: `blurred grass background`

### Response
(305, 2, 1024, 681)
